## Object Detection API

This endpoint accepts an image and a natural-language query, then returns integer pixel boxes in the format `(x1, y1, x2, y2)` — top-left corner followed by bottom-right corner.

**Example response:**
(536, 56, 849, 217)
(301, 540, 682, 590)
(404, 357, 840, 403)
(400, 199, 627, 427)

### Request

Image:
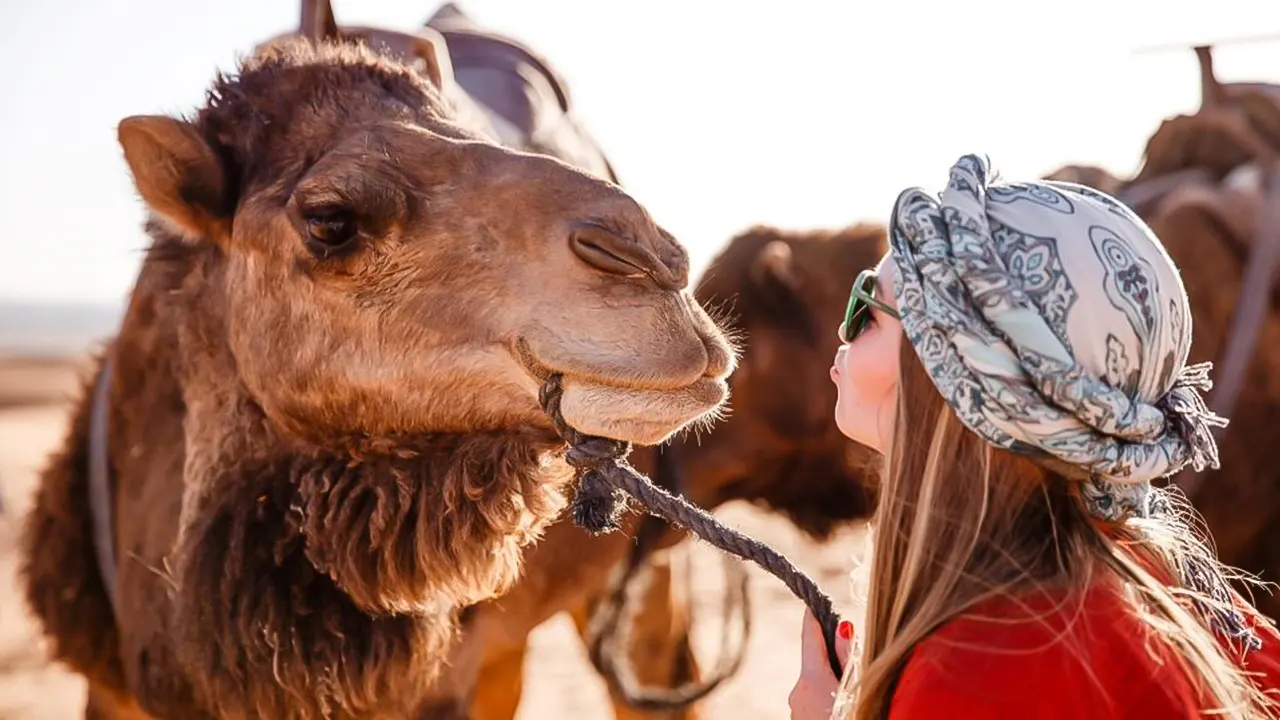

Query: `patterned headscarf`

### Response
(888, 154, 1253, 647)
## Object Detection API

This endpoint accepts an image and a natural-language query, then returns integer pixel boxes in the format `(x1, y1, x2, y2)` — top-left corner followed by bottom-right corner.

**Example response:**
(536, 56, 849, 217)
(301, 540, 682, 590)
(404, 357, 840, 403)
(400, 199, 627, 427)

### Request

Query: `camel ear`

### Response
(410, 27, 453, 90)
(301, 0, 340, 42)
(118, 115, 228, 239)
(750, 240, 800, 294)
(749, 239, 817, 338)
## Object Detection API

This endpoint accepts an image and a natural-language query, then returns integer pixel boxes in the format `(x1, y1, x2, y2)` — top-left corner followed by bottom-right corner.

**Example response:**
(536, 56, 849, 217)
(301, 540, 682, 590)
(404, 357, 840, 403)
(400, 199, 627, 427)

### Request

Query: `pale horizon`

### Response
(2, 0, 1276, 305)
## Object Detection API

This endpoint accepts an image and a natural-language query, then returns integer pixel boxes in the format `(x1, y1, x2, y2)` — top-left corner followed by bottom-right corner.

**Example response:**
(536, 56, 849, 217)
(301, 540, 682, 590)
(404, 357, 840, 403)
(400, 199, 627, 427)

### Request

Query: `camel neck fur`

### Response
(104, 233, 572, 717)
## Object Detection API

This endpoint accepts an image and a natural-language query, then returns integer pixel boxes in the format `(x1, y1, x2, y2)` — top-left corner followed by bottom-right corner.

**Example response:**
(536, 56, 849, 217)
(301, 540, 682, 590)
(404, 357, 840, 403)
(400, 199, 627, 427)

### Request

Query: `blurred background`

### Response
(0, 1, 1276, 718)
(3, 0, 1278, 339)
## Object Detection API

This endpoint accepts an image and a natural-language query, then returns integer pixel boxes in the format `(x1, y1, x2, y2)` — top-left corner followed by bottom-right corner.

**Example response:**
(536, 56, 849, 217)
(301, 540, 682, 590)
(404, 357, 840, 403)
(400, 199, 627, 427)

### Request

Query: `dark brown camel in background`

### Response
(1044, 44, 1280, 619)
(18, 11, 734, 720)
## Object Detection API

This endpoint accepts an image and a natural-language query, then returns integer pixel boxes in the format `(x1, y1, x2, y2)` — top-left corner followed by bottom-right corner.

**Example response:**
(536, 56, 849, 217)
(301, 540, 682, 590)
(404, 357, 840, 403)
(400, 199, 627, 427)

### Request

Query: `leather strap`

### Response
(88, 350, 119, 615)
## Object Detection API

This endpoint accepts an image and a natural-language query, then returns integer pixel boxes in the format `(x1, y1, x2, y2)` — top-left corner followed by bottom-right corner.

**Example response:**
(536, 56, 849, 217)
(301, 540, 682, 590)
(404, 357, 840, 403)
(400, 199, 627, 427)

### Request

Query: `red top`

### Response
(889, 581, 1280, 719)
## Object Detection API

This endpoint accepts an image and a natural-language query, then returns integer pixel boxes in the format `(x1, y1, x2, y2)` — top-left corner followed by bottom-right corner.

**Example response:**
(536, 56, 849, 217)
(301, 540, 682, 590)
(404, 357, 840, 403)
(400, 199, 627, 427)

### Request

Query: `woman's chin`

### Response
(835, 408, 878, 453)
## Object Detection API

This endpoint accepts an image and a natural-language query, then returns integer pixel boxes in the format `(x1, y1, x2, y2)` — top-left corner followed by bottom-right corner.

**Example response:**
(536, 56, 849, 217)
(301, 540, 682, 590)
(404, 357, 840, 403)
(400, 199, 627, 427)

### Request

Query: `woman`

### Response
(788, 154, 1280, 719)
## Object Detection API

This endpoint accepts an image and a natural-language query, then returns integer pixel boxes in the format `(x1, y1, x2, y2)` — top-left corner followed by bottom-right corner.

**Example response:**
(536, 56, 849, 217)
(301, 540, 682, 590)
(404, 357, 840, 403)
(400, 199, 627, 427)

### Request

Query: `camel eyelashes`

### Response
(302, 207, 360, 257)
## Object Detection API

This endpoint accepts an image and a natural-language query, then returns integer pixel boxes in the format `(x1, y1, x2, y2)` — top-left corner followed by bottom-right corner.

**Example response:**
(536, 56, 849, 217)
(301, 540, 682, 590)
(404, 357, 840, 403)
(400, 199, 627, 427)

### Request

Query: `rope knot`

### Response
(574, 468, 628, 533)
(566, 437, 630, 470)
(538, 373, 632, 533)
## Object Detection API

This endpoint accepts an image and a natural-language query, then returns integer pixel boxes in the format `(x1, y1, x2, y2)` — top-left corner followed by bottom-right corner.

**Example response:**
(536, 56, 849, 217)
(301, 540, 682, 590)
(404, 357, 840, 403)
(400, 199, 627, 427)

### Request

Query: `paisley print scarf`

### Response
(887, 154, 1254, 648)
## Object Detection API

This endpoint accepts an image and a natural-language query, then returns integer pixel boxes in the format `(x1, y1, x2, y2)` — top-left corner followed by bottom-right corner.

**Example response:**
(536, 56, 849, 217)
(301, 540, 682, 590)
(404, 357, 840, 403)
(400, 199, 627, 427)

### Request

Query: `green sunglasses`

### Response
(839, 269, 900, 344)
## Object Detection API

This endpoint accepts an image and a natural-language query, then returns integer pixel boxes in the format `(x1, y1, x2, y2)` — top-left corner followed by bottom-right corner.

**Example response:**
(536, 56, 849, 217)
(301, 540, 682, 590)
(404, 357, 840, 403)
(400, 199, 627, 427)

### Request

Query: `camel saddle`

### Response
(266, 2, 620, 183)
(423, 3, 620, 184)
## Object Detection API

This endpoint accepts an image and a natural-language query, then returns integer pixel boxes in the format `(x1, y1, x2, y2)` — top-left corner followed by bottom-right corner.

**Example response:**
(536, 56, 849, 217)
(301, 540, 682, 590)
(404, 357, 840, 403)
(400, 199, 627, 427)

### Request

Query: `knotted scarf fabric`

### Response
(887, 154, 1254, 648)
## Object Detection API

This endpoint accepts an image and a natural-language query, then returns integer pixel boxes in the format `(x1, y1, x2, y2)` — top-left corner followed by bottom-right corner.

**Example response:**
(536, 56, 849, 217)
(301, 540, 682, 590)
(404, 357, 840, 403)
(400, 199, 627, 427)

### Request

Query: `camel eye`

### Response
(303, 208, 360, 258)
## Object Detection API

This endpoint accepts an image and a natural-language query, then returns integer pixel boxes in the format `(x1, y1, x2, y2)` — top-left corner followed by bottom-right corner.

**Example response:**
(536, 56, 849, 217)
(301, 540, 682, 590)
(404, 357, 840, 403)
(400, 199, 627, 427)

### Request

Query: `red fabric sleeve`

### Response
(887, 585, 1280, 719)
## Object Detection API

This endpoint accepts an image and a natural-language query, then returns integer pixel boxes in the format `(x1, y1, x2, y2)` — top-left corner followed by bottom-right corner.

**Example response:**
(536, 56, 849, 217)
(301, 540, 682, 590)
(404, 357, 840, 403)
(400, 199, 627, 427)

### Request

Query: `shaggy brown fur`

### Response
(429, 223, 888, 719)
(20, 35, 732, 720)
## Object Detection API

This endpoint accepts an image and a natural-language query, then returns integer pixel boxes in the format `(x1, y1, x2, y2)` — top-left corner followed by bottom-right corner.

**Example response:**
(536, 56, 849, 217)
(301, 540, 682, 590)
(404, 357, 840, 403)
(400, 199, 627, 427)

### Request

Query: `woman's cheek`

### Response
(836, 367, 860, 408)
(834, 372, 866, 437)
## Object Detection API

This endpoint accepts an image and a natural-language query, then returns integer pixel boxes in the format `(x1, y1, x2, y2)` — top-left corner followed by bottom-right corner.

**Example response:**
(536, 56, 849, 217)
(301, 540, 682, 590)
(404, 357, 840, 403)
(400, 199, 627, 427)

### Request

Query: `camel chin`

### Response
(558, 375, 728, 446)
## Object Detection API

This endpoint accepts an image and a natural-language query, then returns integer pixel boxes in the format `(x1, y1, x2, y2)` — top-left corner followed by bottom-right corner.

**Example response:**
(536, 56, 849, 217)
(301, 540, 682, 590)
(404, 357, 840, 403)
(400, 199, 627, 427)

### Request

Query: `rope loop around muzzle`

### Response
(538, 373, 844, 678)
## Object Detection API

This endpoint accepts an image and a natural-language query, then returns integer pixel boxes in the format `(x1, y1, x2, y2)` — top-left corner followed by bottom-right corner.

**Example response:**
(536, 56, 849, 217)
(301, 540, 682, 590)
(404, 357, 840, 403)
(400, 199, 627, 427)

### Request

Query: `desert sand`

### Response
(0, 357, 866, 719)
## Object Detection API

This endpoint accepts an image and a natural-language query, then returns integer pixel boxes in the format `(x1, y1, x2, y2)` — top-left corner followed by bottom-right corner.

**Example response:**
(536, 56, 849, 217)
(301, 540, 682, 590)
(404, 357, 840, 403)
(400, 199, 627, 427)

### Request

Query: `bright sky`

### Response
(1, 0, 1276, 304)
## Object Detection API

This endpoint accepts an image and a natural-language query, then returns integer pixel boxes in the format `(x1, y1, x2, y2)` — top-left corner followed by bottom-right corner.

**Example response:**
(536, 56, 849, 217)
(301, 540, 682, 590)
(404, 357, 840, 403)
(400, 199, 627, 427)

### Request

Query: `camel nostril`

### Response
(569, 222, 680, 289)
(570, 228, 647, 279)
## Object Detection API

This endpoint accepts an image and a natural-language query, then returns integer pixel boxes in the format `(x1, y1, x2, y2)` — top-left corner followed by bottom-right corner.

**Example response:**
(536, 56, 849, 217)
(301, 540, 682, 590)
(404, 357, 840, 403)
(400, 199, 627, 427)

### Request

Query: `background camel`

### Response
(1044, 44, 1280, 618)
(19, 23, 734, 720)
(436, 223, 887, 720)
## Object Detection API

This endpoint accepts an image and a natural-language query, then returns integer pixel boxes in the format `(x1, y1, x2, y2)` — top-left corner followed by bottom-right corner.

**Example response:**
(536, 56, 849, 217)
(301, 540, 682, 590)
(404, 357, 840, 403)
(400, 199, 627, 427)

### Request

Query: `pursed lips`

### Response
(831, 344, 849, 380)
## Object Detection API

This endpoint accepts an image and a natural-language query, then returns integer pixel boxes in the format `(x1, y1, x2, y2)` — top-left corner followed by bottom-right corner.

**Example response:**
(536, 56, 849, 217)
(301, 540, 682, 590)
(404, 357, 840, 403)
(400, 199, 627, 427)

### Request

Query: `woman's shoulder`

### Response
(887, 580, 1278, 719)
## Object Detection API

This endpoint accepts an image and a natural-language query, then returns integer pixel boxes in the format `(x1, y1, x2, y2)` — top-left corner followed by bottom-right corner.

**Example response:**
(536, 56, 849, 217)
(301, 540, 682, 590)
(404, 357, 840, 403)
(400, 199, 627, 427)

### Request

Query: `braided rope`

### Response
(585, 537, 752, 708)
(582, 439, 753, 709)
(539, 374, 843, 677)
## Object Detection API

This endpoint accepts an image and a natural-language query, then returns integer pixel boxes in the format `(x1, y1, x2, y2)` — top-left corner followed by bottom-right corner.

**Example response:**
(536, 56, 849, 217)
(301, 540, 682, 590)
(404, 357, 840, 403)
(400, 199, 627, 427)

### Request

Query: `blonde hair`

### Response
(831, 341, 1278, 719)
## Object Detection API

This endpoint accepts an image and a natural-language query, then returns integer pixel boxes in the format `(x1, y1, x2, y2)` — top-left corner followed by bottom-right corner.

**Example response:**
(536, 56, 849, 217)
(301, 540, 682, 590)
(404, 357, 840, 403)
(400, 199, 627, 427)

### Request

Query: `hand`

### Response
(788, 609, 855, 720)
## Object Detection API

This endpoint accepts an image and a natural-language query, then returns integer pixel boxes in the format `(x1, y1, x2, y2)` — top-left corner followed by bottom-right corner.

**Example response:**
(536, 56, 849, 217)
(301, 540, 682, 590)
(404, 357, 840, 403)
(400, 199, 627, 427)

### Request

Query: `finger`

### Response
(798, 608, 825, 671)
(836, 619, 855, 670)
(801, 609, 846, 680)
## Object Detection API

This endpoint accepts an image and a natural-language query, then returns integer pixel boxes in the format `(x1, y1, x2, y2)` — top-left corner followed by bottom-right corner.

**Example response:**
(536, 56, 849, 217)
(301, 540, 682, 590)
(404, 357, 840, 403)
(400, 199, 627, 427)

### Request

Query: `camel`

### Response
(18, 20, 735, 720)
(255, 8, 879, 716)
(1043, 44, 1280, 618)
(424, 223, 887, 719)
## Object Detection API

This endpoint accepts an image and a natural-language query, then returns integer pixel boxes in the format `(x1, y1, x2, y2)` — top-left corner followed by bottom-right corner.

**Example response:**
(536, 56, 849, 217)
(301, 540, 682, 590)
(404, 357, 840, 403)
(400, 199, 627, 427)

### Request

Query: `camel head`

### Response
(116, 33, 733, 450)
(689, 225, 886, 539)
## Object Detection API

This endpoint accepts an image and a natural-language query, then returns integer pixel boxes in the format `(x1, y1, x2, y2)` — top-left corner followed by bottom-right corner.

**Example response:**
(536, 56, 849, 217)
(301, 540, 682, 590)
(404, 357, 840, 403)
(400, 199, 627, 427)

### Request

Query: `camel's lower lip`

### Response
(556, 375, 728, 446)
(512, 338, 717, 394)
(512, 339, 728, 445)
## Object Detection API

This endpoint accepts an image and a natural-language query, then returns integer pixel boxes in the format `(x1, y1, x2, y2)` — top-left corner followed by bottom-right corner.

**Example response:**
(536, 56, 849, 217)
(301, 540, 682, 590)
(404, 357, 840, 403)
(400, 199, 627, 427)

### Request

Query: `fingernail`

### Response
(838, 621, 853, 640)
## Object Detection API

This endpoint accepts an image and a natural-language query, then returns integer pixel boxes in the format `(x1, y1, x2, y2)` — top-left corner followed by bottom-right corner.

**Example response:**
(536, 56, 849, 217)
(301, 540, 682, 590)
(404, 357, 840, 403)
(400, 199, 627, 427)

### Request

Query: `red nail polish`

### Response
(838, 621, 853, 640)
